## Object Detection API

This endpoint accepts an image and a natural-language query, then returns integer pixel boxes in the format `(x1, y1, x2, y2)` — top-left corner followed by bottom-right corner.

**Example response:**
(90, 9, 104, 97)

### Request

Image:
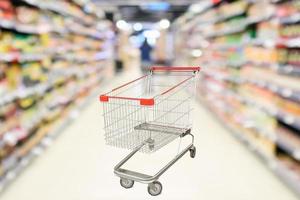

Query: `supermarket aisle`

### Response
(1, 69, 298, 200)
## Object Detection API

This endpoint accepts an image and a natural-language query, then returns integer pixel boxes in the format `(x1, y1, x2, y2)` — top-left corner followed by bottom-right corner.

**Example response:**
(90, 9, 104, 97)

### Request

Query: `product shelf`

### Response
(203, 14, 274, 39)
(198, 91, 300, 196)
(277, 138, 300, 161)
(274, 161, 300, 195)
(0, 17, 106, 40)
(252, 37, 300, 48)
(279, 13, 300, 25)
(174, 0, 300, 192)
(203, 69, 300, 161)
(0, 0, 114, 191)
(20, 0, 99, 26)
(0, 75, 105, 192)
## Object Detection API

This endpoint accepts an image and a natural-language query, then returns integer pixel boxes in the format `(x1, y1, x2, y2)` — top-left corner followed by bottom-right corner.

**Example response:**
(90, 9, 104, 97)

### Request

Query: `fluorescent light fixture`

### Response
(191, 49, 202, 57)
(116, 20, 131, 30)
(133, 23, 143, 31)
(159, 19, 170, 29)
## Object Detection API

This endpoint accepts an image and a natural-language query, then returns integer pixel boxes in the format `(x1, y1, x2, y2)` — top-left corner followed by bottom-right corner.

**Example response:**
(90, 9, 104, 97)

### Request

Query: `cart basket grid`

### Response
(100, 67, 200, 153)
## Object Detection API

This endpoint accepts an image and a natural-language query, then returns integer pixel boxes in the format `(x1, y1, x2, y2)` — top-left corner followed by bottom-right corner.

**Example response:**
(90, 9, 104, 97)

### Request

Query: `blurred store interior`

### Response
(0, 0, 300, 199)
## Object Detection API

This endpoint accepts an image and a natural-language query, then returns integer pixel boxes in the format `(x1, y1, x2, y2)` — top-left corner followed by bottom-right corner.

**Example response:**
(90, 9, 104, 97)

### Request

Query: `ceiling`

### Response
(92, 0, 200, 6)
(92, 0, 198, 22)
(118, 5, 187, 22)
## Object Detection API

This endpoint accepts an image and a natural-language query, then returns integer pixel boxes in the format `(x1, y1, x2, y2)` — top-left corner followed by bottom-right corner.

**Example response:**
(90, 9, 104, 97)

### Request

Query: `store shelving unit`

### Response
(174, 0, 300, 196)
(0, 0, 114, 192)
(0, 75, 105, 192)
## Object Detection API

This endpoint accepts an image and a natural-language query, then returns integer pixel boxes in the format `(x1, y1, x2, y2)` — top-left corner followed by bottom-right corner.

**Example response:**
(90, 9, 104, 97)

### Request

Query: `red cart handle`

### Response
(150, 66, 201, 72)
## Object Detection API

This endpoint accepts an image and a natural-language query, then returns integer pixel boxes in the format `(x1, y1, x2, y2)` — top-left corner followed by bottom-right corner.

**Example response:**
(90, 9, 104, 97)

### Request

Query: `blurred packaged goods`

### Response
(174, 0, 300, 196)
(0, 0, 115, 191)
(0, 1, 14, 21)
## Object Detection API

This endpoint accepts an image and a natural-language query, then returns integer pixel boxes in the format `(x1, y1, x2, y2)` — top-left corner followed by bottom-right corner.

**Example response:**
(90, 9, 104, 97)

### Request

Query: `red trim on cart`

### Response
(111, 75, 148, 92)
(100, 67, 199, 105)
(99, 95, 154, 106)
(100, 95, 109, 102)
(150, 66, 200, 72)
(159, 76, 194, 96)
(211, 0, 221, 4)
(140, 98, 155, 106)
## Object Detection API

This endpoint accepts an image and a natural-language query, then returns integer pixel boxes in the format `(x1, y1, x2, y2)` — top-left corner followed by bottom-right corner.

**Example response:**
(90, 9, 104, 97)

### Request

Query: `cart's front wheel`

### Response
(189, 146, 196, 158)
(120, 178, 134, 189)
(148, 181, 162, 196)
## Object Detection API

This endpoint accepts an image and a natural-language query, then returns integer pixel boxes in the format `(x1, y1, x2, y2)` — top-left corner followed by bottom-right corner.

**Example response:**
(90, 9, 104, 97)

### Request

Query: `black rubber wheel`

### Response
(120, 178, 134, 189)
(189, 146, 196, 158)
(148, 181, 162, 196)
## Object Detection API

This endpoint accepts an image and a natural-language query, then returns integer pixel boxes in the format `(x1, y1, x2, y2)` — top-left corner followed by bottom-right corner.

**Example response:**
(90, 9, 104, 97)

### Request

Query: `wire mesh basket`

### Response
(100, 67, 198, 153)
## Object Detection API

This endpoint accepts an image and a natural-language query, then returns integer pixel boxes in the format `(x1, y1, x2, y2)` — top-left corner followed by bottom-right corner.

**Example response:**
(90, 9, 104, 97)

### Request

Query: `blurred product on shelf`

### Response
(0, 1, 14, 21)
(0, 0, 114, 192)
(173, 0, 300, 196)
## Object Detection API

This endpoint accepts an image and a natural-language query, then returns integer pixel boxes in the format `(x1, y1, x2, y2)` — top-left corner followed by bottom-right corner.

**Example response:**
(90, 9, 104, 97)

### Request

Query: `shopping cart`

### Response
(99, 66, 200, 196)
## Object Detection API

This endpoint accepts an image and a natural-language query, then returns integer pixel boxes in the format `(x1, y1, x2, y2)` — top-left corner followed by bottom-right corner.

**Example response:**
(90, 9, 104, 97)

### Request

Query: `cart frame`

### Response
(114, 130, 195, 183)
(100, 66, 200, 196)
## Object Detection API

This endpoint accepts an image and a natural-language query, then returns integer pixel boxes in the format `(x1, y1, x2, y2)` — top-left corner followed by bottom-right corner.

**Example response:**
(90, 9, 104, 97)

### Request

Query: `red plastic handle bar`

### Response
(150, 66, 201, 72)
(101, 75, 148, 96)
(212, 0, 221, 4)
(99, 95, 154, 106)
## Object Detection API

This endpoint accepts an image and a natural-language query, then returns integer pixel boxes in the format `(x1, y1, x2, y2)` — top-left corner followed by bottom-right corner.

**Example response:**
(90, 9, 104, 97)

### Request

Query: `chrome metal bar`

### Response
(114, 143, 145, 171)
(153, 143, 194, 181)
(114, 133, 194, 184)
(134, 122, 189, 136)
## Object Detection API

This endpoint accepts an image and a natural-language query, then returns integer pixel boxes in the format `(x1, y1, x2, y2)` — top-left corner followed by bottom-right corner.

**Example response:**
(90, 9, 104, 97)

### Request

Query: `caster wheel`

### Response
(120, 178, 134, 189)
(148, 181, 162, 196)
(189, 146, 196, 158)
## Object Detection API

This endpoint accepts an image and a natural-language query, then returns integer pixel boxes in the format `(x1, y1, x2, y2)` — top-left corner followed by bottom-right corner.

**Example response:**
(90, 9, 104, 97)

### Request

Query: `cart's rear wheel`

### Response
(189, 146, 196, 158)
(148, 181, 162, 196)
(120, 178, 134, 189)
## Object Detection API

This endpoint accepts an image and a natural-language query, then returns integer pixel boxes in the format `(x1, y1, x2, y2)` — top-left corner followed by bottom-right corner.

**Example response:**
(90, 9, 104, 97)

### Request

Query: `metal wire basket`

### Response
(100, 67, 198, 153)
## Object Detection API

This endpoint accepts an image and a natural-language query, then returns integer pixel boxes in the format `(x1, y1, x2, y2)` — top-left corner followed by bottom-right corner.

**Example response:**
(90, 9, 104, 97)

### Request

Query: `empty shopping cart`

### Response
(99, 66, 200, 196)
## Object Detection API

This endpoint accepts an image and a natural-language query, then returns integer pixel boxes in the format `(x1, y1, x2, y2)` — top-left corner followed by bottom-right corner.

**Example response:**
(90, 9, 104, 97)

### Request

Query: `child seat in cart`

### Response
(99, 66, 200, 196)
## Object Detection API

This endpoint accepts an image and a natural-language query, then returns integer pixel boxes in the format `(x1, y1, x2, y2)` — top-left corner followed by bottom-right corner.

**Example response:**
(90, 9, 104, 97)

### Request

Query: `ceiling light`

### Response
(191, 49, 202, 57)
(116, 20, 130, 30)
(159, 19, 170, 29)
(133, 23, 143, 31)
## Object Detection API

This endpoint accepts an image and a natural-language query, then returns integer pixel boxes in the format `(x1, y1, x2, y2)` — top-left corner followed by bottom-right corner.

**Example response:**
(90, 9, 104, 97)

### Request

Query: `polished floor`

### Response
(1, 69, 298, 200)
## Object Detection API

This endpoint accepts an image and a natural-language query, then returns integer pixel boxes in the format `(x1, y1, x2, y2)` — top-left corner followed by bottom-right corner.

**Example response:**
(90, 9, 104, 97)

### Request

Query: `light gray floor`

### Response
(1, 70, 298, 200)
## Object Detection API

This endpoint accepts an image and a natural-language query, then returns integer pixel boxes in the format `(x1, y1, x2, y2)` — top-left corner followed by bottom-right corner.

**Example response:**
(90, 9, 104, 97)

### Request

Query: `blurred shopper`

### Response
(114, 31, 124, 73)
(140, 38, 153, 72)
